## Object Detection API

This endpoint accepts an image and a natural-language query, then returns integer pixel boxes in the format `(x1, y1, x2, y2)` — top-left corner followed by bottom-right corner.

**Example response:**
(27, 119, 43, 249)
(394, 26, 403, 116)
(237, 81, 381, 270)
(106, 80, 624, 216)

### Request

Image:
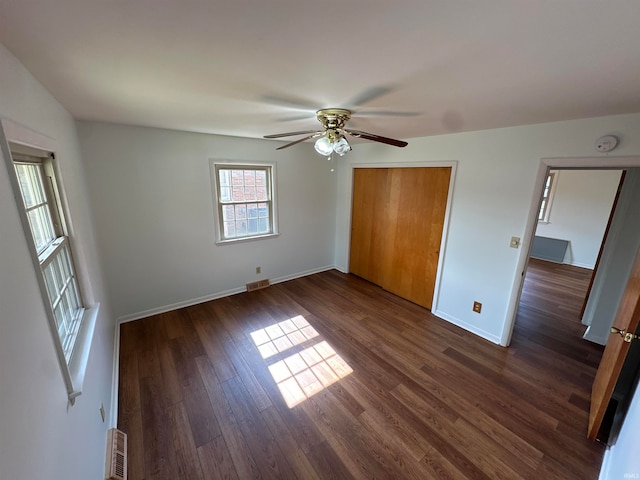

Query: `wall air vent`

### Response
(105, 428, 127, 480)
(246, 279, 270, 292)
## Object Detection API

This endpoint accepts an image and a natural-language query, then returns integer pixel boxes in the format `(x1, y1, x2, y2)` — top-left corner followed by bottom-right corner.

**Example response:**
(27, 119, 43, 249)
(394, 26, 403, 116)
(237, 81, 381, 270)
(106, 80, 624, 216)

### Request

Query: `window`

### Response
(538, 171, 557, 223)
(213, 163, 277, 242)
(2, 120, 98, 403)
(13, 153, 85, 362)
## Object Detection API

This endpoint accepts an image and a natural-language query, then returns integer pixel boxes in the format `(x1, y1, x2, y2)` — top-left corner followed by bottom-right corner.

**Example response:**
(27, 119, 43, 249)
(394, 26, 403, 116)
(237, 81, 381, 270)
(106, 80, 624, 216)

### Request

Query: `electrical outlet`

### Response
(256, 266, 261, 274)
(100, 403, 106, 423)
(473, 301, 482, 314)
(510, 236, 521, 248)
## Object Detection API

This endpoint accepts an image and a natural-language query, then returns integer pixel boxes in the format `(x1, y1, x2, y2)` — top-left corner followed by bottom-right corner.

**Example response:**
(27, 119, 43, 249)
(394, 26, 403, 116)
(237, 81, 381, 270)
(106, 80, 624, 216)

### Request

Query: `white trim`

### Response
(347, 160, 458, 313)
(500, 155, 640, 346)
(117, 264, 335, 324)
(597, 446, 614, 480)
(68, 303, 100, 400)
(110, 319, 120, 428)
(433, 309, 502, 345)
(209, 160, 279, 244)
(0, 119, 56, 152)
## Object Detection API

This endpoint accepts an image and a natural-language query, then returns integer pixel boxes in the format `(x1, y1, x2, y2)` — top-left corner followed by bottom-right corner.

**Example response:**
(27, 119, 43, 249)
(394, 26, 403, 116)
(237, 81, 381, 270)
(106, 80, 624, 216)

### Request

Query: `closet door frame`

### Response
(347, 161, 457, 313)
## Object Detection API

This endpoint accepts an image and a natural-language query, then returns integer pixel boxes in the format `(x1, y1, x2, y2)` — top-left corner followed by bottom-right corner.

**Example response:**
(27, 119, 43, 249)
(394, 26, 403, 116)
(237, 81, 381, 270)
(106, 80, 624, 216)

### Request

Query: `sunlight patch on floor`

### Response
(250, 316, 353, 408)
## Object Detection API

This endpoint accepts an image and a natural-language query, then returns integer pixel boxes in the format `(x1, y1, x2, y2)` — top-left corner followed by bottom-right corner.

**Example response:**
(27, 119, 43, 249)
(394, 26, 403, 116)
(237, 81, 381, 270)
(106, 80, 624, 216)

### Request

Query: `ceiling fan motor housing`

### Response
(316, 108, 351, 130)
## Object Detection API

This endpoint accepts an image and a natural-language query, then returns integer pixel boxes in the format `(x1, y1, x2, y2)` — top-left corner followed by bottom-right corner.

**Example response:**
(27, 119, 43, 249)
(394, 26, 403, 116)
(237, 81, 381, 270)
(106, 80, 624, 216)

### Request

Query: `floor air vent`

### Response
(105, 428, 127, 480)
(246, 279, 270, 292)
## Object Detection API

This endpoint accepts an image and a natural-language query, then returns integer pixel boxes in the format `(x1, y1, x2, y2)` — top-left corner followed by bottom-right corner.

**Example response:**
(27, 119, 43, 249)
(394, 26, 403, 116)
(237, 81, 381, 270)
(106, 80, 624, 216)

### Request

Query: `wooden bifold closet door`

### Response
(349, 167, 451, 310)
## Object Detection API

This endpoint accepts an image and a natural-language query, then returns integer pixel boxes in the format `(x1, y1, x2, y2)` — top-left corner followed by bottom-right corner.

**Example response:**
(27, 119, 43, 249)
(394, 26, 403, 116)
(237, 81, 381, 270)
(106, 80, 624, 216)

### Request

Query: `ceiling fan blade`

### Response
(276, 133, 324, 150)
(356, 110, 421, 117)
(345, 86, 393, 108)
(260, 94, 318, 110)
(264, 130, 322, 139)
(345, 129, 408, 148)
(276, 114, 314, 122)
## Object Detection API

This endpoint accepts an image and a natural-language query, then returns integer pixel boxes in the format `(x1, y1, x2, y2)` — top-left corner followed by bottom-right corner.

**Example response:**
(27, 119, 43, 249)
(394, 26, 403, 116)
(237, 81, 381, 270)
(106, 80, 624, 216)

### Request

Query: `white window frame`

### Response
(538, 170, 558, 223)
(1, 120, 99, 403)
(210, 161, 279, 244)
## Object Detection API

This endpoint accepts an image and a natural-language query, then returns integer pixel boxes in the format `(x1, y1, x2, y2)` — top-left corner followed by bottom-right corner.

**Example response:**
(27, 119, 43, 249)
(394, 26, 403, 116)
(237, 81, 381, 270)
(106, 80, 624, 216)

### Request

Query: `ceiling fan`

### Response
(263, 108, 408, 156)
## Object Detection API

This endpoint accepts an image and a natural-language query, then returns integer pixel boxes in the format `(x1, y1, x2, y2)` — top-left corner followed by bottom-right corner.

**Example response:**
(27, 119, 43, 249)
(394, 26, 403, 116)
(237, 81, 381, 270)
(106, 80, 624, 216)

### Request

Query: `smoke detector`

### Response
(595, 135, 618, 153)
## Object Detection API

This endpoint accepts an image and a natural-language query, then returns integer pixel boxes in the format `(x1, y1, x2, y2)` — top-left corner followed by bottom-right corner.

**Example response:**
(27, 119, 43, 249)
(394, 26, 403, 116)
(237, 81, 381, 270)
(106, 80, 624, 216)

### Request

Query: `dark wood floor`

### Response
(118, 259, 605, 479)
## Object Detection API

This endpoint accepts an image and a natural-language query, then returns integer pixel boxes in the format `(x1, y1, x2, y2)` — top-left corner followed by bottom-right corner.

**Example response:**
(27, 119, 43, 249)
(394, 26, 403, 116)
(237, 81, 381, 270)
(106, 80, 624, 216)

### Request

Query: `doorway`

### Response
(503, 158, 640, 443)
(515, 168, 623, 345)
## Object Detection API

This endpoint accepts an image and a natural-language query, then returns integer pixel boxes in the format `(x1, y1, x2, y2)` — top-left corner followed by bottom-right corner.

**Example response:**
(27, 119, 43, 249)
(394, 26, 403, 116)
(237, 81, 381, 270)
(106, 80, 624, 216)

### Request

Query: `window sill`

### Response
(67, 302, 100, 404)
(215, 232, 280, 246)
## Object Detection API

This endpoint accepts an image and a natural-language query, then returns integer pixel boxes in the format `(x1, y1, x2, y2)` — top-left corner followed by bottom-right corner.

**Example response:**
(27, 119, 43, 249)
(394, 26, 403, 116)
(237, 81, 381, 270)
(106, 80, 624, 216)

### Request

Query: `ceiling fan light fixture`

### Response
(333, 136, 351, 156)
(314, 136, 333, 156)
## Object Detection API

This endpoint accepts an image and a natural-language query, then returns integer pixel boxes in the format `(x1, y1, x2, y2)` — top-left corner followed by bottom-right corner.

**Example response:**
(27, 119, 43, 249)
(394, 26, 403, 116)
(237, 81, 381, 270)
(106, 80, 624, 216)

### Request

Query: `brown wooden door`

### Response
(588, 246, 640, 440)
(350, 167, 451, 310)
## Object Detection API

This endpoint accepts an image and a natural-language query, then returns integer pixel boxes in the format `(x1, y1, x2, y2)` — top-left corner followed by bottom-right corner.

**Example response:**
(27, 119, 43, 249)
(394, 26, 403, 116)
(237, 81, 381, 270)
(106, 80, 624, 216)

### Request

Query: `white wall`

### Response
(76, 122, 337, 320)
(583, 169, 640, 344)
(599, 382, 640, 480)
(0, 44, 115, 479)
(334, 114, 640, 344)
(536, 169, 621, 268)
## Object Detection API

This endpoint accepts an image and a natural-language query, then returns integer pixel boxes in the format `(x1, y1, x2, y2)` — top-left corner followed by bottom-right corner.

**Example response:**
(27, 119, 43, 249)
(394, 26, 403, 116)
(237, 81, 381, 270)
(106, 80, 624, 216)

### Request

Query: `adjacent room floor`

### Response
(118, 261, 605, 479)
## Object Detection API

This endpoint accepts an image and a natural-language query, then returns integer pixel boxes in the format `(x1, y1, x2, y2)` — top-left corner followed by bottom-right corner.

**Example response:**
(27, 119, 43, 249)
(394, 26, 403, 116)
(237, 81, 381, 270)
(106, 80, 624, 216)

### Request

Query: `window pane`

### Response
(235, 204, 247, 220)
(222, 205, 235, 221)
(232, 186, 244, 201)
(247, 204, 258, 219)
(231, 170, 244, 185)
(244, 187, 257, 201)
(256, 170, 267, 186)
(248, 218, 259, 234)
(258, 202, 268, 217)
(27, 206, 56, 252)
(224, 221, 236, 238)
(259, 217, 269, 233)
(219, 169, 230, 187)
(15, 163, 45, 208)
(220, 186, 231, 202)
(244, 170, 256, 186)
(236, 220, 247, 236)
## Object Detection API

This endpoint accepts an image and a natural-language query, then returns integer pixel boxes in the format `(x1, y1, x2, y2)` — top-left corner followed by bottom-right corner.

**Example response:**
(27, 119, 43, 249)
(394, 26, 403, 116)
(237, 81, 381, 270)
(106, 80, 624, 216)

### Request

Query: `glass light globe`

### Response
(333, 136, 351, 156)
(314, 136, 333, 156)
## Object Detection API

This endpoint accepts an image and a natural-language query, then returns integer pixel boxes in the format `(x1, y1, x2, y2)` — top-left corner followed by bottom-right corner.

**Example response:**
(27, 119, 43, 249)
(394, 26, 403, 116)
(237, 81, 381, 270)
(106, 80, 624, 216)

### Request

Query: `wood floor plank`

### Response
(197, 436, 239, 480)
(167, 401, 205, 480)
(118, 261, 605, 479)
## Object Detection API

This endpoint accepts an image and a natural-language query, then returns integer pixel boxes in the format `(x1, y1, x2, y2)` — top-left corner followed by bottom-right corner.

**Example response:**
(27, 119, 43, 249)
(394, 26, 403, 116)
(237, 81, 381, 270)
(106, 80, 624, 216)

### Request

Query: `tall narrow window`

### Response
(213, 163, 277, 242)
(13, 153, 84, 362)
(538, 171, 557, 223)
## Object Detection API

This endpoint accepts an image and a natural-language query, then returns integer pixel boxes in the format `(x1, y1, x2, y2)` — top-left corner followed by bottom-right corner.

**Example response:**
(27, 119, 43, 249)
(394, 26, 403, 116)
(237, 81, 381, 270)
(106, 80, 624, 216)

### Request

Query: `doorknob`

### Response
(610, 326, 639, 343)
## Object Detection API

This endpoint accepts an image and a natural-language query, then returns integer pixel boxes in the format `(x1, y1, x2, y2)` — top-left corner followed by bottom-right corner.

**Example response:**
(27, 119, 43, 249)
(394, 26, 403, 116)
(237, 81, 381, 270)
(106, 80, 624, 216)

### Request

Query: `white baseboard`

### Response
(116, 264, 336, 324)
(566, 260, 595, 270)
(432, 310, 502, 345)
(583, 325, 608, 346)
(597, 446, 612, 480)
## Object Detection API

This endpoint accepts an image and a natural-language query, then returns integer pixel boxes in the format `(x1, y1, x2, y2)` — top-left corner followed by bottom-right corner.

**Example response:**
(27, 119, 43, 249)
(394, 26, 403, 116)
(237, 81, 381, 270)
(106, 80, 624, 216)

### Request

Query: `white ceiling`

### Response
(1, 1, 639, 144)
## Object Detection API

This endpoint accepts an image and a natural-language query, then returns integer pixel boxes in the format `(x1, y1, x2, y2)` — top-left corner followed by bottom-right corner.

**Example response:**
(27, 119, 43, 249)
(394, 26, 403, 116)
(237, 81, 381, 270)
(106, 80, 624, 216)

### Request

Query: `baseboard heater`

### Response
(530, 236, 569, 263)
(105, 428, 127, 480)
